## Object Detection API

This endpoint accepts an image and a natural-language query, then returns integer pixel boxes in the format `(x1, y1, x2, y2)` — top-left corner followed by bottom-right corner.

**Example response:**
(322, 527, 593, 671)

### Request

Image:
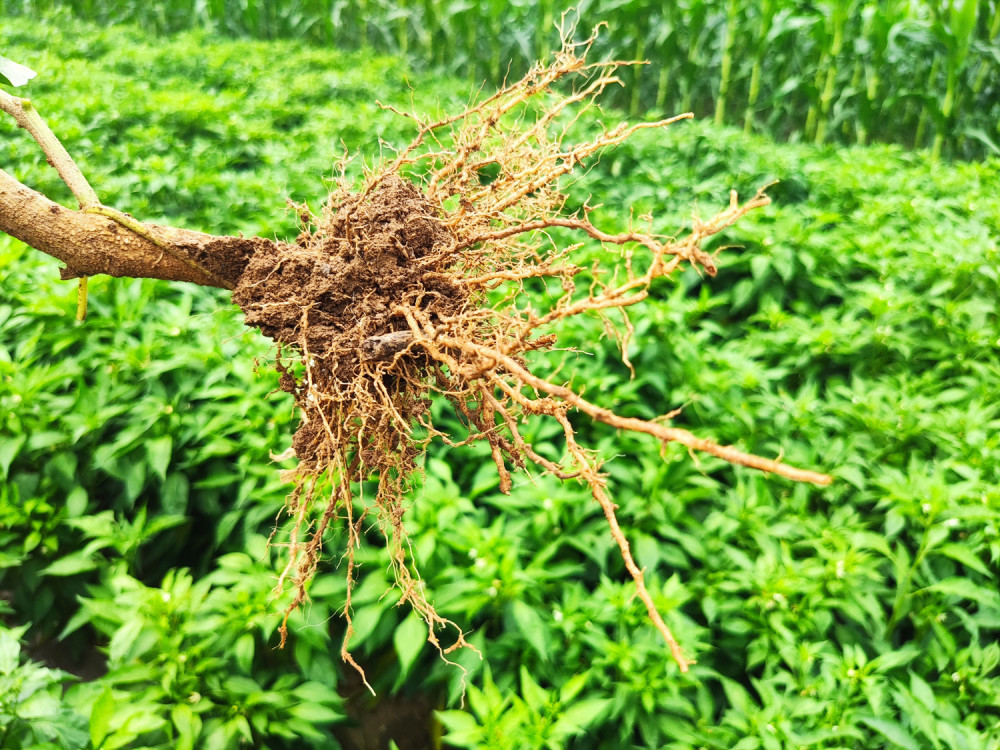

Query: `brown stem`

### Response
(2, 88, 106, 316)
(0, 168, 264, 289)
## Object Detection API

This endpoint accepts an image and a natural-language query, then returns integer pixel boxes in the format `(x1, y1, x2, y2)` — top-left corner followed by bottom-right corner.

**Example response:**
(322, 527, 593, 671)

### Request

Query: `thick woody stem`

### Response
(1, 89, 248, 302)
(0, 168, 260, 289)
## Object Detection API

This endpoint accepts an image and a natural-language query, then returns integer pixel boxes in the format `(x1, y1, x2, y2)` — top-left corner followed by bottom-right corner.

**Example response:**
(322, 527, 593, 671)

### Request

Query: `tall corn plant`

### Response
(651, 3, 682, 111)
(928, 0, 979, 158)
(848, 0, 912, 145)
(4, 0, 998, 158)
(742, 0, 778, 133)
(714, 0, 740, 126)
(965, 1, 1000, 155)
(804, 0, 852, 144)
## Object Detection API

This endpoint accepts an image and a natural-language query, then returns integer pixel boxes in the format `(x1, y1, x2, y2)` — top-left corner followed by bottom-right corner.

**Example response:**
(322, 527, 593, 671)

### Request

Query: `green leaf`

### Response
(41, 550, 99, 577)
(292, 681, 341, 705)
(118, 710, 168, 738)
(921, 578, 1000, 608)
(0, 434, 26, 479)
(519, 665, 549, 711)
(393, 613, 425, 681)
(750, 254, 771, 280)
(0, 630, 21, 675)
(162, 473, 190, 514)
(144, 513, 187, 538)
(233, 632, 255, 674)
(551, 698, 610, 740)
(559, 673, 588, 704)
(109, 618, 143, 665)
(348, 602, 383, 646)
(858, 716, 920, 750)
(0, 55, 37, 87)
(288, 702, 342, 724)
(171, 704, 201, 750)
(981, 642, 1000, 674)
(437, 709, 482, 744)
(227, 715, 254, 745)
(871, 647, 922, 673)
(949, 0, 979, 53)
(65, 486, 89, 517)
(720, 676, 754, 713)
(18, 691, 60, 719)
(278, 713, 326, 740)
(223, 675, 261, 695)
(90, 687, 115, 749)
(510, 600, 550, 661)
(908, 671, 936, 713)
(59, 605, 96, 641)
(934, 543, 990, 576)
(146, 436, 173, 481)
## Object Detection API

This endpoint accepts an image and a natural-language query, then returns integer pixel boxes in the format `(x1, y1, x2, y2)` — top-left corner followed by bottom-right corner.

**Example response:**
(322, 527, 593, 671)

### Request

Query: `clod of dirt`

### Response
(234, 175, 464, 466)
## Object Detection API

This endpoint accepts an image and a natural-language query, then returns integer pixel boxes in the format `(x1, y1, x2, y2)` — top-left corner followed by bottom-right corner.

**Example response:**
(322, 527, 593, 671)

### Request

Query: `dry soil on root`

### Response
(233, 175, 465, 466)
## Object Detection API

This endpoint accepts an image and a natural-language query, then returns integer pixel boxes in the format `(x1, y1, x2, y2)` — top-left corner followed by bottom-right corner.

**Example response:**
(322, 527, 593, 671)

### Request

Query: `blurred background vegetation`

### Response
(2, 0, 999, 158)
(1, 3, 999, 749)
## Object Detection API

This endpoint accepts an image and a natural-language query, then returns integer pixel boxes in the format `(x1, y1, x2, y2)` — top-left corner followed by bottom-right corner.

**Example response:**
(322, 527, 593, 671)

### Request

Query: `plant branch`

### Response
(0, 89, 98, 209)
(1, 89, 246, 300)
(0, 167, 261, 289)
(1, 87, 102, 316)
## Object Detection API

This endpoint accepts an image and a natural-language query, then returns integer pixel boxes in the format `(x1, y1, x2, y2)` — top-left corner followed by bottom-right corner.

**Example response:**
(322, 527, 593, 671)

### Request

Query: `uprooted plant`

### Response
(0, 27, 831, 686)
(232, 29, 834, 680)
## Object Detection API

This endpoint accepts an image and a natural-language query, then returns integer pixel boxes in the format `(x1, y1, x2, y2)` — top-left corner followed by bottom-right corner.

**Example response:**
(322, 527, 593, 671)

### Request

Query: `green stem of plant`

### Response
(971, 6, 1000, 96)
(655, 62, 670, 111)
(815, 12, 845, 146)
(931, 70, 956, 160)
(743, 59, 762, 134)
(76, 275, 88, 321)
(860, 62, 881, 146)
(397, 0, 408, 57)
(359, 0, 369, 48)
(914, 57, 940, 150)
(847, 54, 864, 143)
(804, 61, 823, 142)
(535, 2, 553, 63)
(744, 2, 775, 135)
(630, 33, 646, 117)
(715, 0, 738, 127)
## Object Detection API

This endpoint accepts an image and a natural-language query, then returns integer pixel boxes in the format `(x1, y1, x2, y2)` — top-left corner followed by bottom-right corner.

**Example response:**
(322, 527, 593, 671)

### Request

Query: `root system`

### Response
(231, 27, 832, 685)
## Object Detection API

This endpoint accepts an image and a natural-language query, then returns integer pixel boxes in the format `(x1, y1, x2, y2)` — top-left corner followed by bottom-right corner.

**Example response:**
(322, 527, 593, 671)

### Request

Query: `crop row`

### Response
(3, 0, 999, 159)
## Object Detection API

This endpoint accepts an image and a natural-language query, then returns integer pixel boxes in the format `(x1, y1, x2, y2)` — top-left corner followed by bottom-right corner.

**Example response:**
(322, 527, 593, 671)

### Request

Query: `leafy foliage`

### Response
(64, 559, 343, 749)
(2, 1, 999, 158)
(1, 15, 999, 750)
(0, 624, 87, 749)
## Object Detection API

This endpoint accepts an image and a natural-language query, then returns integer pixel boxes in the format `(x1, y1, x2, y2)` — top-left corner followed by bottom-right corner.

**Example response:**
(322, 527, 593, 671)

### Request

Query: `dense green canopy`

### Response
(1, 14, 998, 750)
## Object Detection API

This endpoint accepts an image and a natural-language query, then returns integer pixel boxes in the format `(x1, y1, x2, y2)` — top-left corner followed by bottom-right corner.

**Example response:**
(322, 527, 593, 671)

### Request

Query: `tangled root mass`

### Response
(231, 27, 831, 684)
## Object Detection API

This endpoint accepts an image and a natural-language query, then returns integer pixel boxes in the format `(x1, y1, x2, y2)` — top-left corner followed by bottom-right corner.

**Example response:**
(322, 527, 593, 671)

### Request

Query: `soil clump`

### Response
(234, 175, 465, 468)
